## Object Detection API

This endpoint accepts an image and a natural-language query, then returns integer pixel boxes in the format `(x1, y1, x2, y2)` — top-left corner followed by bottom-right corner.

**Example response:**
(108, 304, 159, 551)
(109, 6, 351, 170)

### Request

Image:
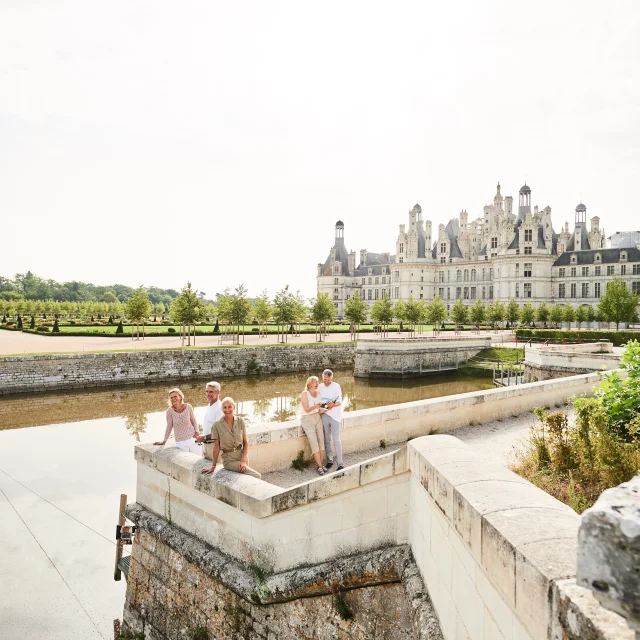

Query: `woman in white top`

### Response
(300, 375, 327, 475)
(154, 387, 200, 453)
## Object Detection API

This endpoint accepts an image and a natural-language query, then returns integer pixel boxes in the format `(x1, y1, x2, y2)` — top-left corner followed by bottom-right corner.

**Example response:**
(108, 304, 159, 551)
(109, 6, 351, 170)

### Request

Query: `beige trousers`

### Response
(222, 449, 261, 479)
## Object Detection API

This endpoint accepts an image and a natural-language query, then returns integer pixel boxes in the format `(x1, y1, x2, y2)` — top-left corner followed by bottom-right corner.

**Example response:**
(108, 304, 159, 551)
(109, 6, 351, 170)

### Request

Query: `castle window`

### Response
(582, 267, 589, 277)
(367, 290, 372, 300)
(375, 277, 379, 285)
(634, 264, 640, 275)
(595, 282, 601, 298)
(632, 282, 640, 294)
(464, 269, 469, 282)
(621, 252, 627, 261)
(524, 263, 532, 277)
(456, 270, 462, 282)
(515, 283, 520, 298)
(382, 276, 386, 284)
(558, 284, 566, 298)
(361, 278, 365, 284)
(463, 287, 469, 300)
(491, 237, 498, 249)
(607, 265, 615, 276)
(375, 289, 379, 300)
(447, 287, 451, 300)
(524, 229, 532, 242)
(438, 287, 444, 298)
(368, 277, 372, 285)
(394, 271, 400, 281)
(516, 249, 520, 255)
(524, 283, 531, 298)
(582, 283, 589, 298)
(456, 287, 462, 300)
(571, 283, 577, 298)
(595, 254, 601, 262)
(439, 271, 445, 283)
(516, 263, 520, 278)
(471, 269, 476, 281)
(595, 266, 601, 276)
(559, 268, 565, 278)
(621, 265, 627, 276)
(399, 257, 404, 263)
(571, 256, 576, 263)
(482, 286, 486, 299)
(489, 285, 494, 299)
(489, 268, 494, 280)
(571, 267, 577, 277)
(471, 287, 476, 300)
(334, 278, 339, 284)
(399, 243, 404, 253)
(440, 242, 447, 253)
(524, 247, 532, 255)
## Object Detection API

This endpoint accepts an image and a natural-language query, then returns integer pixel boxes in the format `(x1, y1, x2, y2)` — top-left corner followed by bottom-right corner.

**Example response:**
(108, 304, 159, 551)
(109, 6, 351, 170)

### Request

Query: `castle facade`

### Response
(317, 183, 640, 317)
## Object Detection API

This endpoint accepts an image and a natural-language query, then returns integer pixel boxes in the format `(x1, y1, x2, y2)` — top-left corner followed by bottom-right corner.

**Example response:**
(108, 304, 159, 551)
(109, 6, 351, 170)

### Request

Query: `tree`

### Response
(272, 286, 298, 343)
(253, 290, 273, 338)
(450, 298, 468, 331)
(344, 292, 368, 340)
(575, 305, 587, 330)
(521, 302, 535, 327)
(563, 304, 575, 328)
(425, 296, 447, 333)
(216, 289, 233, 335)
(29, 316, 35, 330)
(506, 299, 521, 328)
(370, 296, 394, 336)
(487, 301, 506, 330)
(469, 299, 486, 332)
(310, 293, 336, 341)
(170, 282, 206, 345)
(535, 302, 550, 328)
(393, 299, 407, 332)
(598, 278, 639, 330)
(53, 318, 60, 333)
(229, 284, 252, 344)
(586, 304, 596, 327)
(125, 287, 152, 340)
(404, 297, 422, 335)
(549, 304, 565, 329)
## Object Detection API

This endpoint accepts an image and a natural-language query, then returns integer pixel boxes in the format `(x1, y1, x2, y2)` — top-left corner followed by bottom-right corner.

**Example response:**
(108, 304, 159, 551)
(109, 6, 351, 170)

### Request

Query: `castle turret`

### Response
(518, 184, 531, 220)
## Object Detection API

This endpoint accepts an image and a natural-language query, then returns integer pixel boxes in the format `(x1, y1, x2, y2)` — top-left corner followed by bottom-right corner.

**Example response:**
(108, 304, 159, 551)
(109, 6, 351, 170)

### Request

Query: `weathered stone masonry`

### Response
(0, 343, 355, 395)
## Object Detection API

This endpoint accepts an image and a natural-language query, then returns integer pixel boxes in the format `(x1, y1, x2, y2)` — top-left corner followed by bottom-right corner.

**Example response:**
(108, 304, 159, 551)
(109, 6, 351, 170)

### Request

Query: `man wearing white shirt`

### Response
(318, 369, 344, 472)
(199, 381, 222, 440)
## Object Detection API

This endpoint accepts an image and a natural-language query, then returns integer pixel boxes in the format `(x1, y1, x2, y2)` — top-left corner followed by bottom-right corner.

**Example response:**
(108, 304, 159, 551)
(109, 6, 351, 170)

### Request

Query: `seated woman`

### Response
(300, 375, 326, 475)
(201, 397, 261, 479)
(154, 387, 200, 453)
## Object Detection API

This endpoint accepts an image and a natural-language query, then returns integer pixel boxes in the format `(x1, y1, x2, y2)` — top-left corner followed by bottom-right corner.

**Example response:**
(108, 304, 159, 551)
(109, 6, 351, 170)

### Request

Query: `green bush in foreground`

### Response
(511, 340, 640, 512)
(515, 328, 638, 347)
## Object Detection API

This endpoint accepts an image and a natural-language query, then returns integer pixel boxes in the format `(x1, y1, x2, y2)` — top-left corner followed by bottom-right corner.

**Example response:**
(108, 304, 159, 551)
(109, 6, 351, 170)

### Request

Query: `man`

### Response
(318, 369, 344, 472)
(196, 381, 222, 443)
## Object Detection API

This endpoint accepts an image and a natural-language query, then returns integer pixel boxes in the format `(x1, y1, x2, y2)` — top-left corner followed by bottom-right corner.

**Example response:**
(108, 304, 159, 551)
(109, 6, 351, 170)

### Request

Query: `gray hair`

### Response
(322, 369, 334, 378)
(206, 381, 221, 392)
(220, 396, 236, 409)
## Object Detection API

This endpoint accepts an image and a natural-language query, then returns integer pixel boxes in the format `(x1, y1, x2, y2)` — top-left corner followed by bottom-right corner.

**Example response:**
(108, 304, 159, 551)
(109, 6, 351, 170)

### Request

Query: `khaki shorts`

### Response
(301, 413, 325, 454)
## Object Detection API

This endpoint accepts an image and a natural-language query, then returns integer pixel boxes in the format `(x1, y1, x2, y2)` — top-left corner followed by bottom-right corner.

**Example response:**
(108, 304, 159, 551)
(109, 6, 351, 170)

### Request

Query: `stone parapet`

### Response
(0, 343, 355, 395)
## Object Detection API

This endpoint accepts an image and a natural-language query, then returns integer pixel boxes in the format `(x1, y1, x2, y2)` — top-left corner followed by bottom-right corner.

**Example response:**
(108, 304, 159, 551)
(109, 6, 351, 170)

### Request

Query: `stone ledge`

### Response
(125, 501, 442, 640)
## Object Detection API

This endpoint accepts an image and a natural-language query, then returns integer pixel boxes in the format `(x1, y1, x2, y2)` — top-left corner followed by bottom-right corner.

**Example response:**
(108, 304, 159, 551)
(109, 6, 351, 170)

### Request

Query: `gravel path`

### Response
(261, 442, 402, 488)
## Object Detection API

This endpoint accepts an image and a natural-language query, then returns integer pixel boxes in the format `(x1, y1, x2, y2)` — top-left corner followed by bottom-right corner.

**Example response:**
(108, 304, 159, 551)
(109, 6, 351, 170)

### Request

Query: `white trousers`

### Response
(175, 438, 200, 454)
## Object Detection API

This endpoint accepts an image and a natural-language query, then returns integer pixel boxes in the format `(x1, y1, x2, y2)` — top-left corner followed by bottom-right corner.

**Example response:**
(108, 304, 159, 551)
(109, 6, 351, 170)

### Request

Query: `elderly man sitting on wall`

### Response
(200, 397, 261, 479)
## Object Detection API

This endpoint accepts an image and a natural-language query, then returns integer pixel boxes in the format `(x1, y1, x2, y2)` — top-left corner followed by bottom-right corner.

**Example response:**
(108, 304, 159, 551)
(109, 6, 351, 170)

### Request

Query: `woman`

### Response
(200, 397, 261, 479)
(154, 387, 200, 453)
(300, 375, 326, 475)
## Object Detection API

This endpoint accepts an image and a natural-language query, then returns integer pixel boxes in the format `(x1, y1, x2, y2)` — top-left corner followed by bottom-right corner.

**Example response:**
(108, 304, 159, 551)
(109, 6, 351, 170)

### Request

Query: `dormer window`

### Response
(571, 255, 576, 263)
(368, 268, 372, 275)
(621, 252, 627, 261)
(595, 253, 601, 262)
(524, 229, 533, 242)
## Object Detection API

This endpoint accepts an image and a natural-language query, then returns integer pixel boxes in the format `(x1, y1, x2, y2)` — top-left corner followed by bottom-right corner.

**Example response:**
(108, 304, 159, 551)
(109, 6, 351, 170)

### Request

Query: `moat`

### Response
(0, 370, 492, 640)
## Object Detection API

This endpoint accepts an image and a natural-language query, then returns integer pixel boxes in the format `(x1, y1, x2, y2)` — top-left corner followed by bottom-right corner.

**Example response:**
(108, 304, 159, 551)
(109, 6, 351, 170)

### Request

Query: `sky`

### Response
(1, 1, 639, 300)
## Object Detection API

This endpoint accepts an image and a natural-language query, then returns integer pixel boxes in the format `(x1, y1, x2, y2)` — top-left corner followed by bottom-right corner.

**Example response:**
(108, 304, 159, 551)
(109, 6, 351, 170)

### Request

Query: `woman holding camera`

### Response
(300, 375, 327, 475)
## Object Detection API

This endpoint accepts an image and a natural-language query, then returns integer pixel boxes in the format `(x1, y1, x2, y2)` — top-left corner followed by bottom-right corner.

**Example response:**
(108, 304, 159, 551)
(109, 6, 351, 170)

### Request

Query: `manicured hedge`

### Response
(515, 329, 639, 347)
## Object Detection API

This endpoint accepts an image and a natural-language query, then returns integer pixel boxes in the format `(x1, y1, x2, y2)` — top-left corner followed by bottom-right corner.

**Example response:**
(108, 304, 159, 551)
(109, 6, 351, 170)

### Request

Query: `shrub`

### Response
(69, 320, 76, 325)
(380, 439, 387, 448)
(515, 328, 637, 347)
(108, 316, 114, 324)
(115, 320, 124, 335)
(167, 327, 176, 334)
(291, 450, 309, 471)
(52, 319, 60, 333)
(30, 316, 35, 329)
(213, 319, 220, 334)
(17, 315, 23, 329)
(36, 326, 50, 333)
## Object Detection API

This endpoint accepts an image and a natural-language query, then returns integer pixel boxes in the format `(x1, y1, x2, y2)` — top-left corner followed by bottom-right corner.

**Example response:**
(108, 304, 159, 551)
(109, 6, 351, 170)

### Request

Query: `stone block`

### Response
(476, 571, 513, 640)
(393, 445, 408, 474)
(269, 424, 300, 442)
(359, 452, 394, 486)
(577, 475, 640, 633)
(343, 487, 387, 529)
(154, 447, 183, 475)
(481, 515, 516, 607)
(308, 464, 360, 502)
(170, 452, 208, 487)
(237, 482, 280, 518)
(271, 484, 308, 513)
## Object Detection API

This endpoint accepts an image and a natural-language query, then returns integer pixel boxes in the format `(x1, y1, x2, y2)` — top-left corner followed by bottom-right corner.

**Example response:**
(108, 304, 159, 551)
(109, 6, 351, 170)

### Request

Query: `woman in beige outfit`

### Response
(300, 375, 327, 475)
(200, 397, 261, 479)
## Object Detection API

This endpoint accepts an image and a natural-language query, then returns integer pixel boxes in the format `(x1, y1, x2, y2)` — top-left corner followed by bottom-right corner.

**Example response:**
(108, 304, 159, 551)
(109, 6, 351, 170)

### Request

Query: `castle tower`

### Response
(493, 182, 504, 211)
(335, 220, 345, 240)
(518, 184, 531, 219)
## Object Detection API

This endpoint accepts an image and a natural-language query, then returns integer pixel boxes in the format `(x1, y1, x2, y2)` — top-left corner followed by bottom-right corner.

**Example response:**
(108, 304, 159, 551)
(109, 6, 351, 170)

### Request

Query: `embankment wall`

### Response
(0, 343, 355, 395)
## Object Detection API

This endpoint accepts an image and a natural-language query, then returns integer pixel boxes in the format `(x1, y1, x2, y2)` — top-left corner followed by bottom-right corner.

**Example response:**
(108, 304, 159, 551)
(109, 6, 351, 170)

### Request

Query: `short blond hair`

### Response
(304, 375, 319, 393)
(220, 396, 236, 409)
(167, 387, 185, 406)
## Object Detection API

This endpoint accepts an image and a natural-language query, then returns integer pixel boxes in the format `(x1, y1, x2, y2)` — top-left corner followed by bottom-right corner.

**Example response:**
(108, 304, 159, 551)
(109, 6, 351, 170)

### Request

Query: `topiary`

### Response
(17, 315, 23, 329)
(37, 326, 50, 333)
(213, 319, 220, 334)
(53, 319, 60, 333)
(167, 327, 176, 334)
(108, 316, 113, 324)
(116, 320, 124, 335)
(30, 316, 35, 329)
(1, 315, 5, 323)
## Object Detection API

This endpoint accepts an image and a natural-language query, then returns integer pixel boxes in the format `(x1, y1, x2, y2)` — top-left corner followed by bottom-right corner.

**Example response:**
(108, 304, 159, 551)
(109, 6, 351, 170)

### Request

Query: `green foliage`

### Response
(380, 439, 387, 448)
(404, 297, 424, 329)
(310, 293, 336, 326)
(29, 315, 35, 329)
(515, 329, 637, 347)
(450, 298, 468, 329)
(36, 326, 50, 333)
(253, 289, 273, 326)
(52, 318, 60, 333)
(291, 450, 310, 471)
(535, 302, 549, 326)
(17, 315, 23, 329)
(393, 299, 407, 324)
(506, 299, 520, 326)
(115, 320, 124, 334)
(370, 296, 394, 327)
(469, 299, 486, 329)
(344, 291, 368, 327)
(333, 593, 353, 620)
(246, 356, 262, 375)
(171, 282, 206, 327)
(425, 296, 447, 331)
(229, 284, 252, 328)
(575, 305, 587, 329)
(563, 304, 575, 325)
(549, 304, 565, 329)
(125, 286, 152, 330)
(520, 302, 535, 327)
(475, 347, 523, 364)
(512, 341, 640, 512)
(598, 277, 639, 329)
(190, 627, 209, 640)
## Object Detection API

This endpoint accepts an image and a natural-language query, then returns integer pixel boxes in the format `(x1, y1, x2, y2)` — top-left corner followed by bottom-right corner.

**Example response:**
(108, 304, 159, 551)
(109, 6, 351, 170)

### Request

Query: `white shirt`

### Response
(203, 399, 222, 437)
(318, 381, 343, 422)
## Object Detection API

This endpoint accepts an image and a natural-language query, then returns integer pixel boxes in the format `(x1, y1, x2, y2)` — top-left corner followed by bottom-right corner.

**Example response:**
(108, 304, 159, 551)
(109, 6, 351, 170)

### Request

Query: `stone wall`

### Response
(354, 336, 491, 377)
(0, 343, 355, 395)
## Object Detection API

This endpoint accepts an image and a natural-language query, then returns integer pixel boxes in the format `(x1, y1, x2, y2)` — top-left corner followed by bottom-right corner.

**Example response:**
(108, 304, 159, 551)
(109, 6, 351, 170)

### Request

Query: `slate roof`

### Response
(552, 247, 640, 266)
(320, 238, 351, 276)
(445, 220, 463, 258)
(565, 224, 591, 251)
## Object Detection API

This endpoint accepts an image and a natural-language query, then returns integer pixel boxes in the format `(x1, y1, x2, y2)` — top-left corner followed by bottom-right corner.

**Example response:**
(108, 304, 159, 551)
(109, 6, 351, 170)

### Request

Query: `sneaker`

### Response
(317, 467, 325, 475)
(324, 461, 334, 471)
(336, 465, 344, 472)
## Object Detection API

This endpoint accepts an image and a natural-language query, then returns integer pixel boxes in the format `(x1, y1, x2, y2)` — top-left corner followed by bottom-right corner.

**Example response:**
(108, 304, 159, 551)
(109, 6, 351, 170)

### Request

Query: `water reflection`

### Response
(0, 370, 494, 431)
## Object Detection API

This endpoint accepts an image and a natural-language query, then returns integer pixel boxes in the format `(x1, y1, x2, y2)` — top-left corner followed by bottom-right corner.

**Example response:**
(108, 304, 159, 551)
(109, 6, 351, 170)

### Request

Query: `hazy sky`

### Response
(1, 1, 638, 299)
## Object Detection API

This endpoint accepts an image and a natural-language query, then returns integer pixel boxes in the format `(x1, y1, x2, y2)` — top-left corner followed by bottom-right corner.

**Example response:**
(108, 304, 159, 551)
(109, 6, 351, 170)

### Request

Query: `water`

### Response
(0, 371, 491, 639)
